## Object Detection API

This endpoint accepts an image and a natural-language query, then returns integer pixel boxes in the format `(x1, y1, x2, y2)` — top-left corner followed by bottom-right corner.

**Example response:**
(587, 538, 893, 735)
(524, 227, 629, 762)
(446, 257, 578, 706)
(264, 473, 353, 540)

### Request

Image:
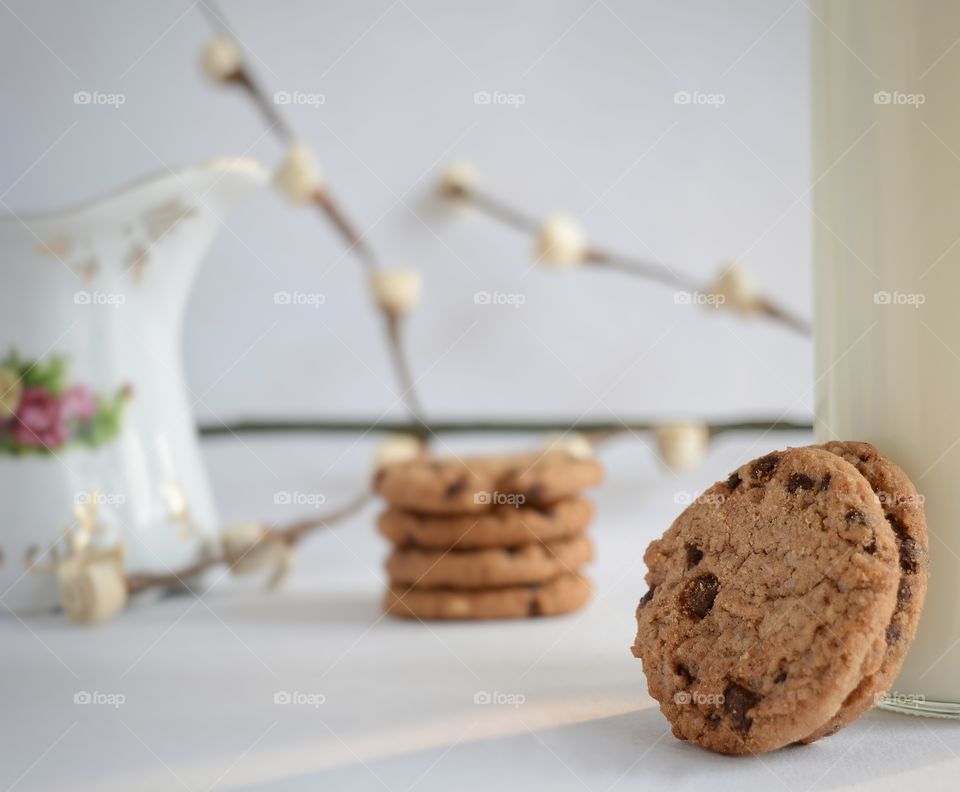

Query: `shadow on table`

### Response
(235, 706, 960, 792)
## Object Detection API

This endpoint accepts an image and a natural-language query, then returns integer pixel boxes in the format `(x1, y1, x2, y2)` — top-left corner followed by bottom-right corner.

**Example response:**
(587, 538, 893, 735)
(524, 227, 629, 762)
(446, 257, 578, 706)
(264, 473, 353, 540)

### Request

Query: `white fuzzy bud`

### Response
(369, 269, 422, 316)
(58, 558, 128, 625)
(541, 432, 594, 460)
(202, 36, 243, 82)
(375, 434, 424, 469)
(274, 141, 323, 203)
(438, 160, 478, 200)
(535, 214, 586, 269)
(655, 422, 709, 472)
(709, 261, 760, 314)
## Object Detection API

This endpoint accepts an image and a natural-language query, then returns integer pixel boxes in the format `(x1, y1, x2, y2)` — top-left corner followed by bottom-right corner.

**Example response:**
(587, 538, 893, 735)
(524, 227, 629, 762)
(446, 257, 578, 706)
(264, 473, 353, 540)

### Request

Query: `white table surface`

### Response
(4, 430, 960, 792)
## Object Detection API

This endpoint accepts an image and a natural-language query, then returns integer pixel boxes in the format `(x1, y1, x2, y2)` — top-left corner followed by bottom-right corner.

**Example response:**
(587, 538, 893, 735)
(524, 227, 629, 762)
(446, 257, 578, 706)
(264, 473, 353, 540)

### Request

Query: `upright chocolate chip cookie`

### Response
(799, 440, 928, 743)
(631, 447, 900, 755)
(373, 452, 603, 515)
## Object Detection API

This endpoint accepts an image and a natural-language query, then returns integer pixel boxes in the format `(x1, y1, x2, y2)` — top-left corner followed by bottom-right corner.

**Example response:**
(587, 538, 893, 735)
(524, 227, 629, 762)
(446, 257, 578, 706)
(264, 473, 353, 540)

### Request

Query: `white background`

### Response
(0, 0, 813, 426)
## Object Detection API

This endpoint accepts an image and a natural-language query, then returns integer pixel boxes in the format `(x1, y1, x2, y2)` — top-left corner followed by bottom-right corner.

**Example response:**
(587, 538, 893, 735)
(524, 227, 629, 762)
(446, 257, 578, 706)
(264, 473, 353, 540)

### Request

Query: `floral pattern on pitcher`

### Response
(0, 350, 131, 454)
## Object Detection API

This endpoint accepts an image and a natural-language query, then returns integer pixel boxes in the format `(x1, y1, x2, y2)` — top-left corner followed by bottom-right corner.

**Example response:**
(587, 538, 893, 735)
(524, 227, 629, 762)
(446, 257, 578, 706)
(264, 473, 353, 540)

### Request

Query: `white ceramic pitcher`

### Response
(0, 158, 268, 612)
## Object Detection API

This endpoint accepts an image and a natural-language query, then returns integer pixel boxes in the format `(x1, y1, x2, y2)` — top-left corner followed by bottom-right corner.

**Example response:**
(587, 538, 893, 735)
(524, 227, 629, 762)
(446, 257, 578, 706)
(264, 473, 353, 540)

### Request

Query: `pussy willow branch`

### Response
(201, 2, 424, 424)
(465, 186, 812, 336)
(125, 490, 374, 595)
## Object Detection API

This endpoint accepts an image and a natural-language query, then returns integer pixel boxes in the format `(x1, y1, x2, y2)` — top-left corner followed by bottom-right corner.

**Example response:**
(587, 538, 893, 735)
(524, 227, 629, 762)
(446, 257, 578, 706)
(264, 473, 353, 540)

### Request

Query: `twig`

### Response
(200, 2, 426, 425)
(125, 490, 373, 595)
(197, 417, 813, 438)
(460, 186, 812, 336)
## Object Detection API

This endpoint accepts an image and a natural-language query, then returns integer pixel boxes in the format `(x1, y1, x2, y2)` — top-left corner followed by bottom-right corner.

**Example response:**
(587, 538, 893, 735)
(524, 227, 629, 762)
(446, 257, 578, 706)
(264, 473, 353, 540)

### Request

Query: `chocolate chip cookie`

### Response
(799, 440, 928, 743)
(386, 534, 593, 589)
(385, 572, 592, 620)
(632, 447, 900, 755)
(373, 452, 603, 515)
(378, 498, 594, 549)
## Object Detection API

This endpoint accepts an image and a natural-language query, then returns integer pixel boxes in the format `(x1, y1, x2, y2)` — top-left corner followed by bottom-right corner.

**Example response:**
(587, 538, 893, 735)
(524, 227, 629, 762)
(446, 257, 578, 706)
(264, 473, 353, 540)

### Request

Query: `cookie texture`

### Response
(385, 573, 592, 620)
(373, 452, 603, 515)
(632, 447, 900, 755)
(378, 498, 594, 549)
(799, 440, 929, 743)
(386, 534, 593, 589)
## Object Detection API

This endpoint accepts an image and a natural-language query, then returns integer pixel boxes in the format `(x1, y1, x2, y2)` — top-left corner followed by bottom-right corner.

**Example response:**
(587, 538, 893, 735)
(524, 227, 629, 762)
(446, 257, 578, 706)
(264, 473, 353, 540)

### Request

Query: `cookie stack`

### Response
(374, 451, 604, 620)
(632, 442, 929, 755)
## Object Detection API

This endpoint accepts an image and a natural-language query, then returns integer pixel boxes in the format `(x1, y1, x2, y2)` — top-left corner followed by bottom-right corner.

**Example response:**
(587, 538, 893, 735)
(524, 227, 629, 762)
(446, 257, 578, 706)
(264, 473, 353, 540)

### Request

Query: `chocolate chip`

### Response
(900, 538, 920, 574)
(751, 453, 781, 483)
(787, 473, 816, 493)
(726, 472, 742, 492)
(525, 483, 547, 505)
(887, 514, 909, 541)
(681, 574, 719, 619)
(897, 578, 912, 604)
(774, 671, 787, 684)
(864, 530, 877, 554)
(675, 664, 694, 685)
(444, 477, 467, 498)
(528, 596, 543, 617)
(845, 508, 866, 524)
(886, 623, 902, 644)
(819, 474, 832, 492)
(723, 682, 760, 733)
(638, 586, 656, 608)
(685, 544, 704, 570)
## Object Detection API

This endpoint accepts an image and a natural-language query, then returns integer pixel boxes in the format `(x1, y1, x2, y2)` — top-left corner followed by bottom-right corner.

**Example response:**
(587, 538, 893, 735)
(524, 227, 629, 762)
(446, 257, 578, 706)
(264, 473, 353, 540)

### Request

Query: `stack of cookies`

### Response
(374, 451, 604, 620)
(632, 441, 929, 755)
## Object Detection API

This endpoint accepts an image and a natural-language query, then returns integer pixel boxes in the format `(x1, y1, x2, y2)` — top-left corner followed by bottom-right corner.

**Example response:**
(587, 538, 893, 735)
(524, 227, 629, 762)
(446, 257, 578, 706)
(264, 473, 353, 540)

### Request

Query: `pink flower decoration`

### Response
(12, 388, 69, 449)
(61, 384, 97, 422)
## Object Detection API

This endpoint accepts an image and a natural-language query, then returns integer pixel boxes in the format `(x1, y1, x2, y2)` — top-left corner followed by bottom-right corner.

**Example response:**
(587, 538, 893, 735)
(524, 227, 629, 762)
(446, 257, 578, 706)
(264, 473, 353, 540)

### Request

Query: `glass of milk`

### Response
(813, 0, 960, 716)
